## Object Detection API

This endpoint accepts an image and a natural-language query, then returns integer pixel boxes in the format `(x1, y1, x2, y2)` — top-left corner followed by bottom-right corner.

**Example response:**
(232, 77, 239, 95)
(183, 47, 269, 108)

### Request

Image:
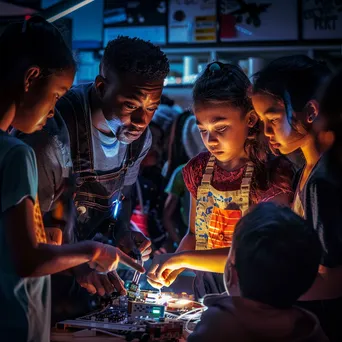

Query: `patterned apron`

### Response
(195, 154, 254, 250)
(193, 155, 254, 299)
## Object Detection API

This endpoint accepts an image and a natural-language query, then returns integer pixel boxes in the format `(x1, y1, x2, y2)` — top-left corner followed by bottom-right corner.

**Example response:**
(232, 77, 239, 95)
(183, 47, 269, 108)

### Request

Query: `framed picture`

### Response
(219, 0, 298, 41)
(168, 0, 217, 43)
(302, 0, 342, 40)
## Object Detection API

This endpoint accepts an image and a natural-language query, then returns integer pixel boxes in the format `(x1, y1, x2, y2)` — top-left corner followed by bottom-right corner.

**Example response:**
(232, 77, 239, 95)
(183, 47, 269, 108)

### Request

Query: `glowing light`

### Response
(47, 0, 94, 23)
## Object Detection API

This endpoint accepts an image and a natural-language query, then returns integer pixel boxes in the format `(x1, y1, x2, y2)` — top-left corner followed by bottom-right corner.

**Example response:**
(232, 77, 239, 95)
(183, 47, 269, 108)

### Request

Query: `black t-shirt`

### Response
(294, 150, 342, 268)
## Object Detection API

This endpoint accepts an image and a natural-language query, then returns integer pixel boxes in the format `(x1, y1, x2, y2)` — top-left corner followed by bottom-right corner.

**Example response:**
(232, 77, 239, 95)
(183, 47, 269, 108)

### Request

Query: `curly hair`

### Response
(193, 61, 269, 167)
(101, 36, 169, 81)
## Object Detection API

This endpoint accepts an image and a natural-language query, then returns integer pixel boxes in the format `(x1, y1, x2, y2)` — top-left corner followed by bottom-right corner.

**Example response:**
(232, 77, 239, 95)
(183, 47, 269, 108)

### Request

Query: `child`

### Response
(0, 17, 143, 341)
(251, 55, 342, 341)
(188, 203, 328, 342)
(147, 62, 294, 298)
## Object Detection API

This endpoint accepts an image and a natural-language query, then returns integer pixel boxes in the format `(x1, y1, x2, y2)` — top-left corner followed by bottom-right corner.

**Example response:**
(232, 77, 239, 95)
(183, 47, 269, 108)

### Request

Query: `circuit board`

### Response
(56, 289, 202, 341)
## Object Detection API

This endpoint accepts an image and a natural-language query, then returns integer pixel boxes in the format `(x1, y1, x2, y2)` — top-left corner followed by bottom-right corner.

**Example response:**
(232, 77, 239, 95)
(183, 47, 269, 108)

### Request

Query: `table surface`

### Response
(51, 329, 186, 342)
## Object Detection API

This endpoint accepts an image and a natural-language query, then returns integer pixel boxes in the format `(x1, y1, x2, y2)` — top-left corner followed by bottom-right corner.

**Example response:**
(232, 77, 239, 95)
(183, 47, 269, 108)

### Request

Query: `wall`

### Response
(41, 0, 103, 48)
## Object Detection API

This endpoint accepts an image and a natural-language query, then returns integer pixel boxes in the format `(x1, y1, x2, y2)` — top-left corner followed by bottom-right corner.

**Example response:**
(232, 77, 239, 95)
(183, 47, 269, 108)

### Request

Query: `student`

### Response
(251, 55, 342, 342)
(147, 62, 294, 298)
(0, 17, 144, 342)
(188, 203, 328, 342)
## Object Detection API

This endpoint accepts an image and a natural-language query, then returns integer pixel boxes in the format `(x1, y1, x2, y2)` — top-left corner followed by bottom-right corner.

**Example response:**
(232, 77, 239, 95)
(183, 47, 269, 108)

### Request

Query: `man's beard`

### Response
(105, 117, 141, 144)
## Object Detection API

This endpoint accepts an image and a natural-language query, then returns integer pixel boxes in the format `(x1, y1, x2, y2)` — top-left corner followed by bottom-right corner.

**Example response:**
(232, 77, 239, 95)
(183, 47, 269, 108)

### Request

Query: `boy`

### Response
(188, 203, 328, 342)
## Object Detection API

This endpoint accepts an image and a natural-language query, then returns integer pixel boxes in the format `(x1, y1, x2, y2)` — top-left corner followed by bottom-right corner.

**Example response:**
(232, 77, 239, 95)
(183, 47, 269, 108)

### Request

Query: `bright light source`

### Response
(47, 0, 94, 23)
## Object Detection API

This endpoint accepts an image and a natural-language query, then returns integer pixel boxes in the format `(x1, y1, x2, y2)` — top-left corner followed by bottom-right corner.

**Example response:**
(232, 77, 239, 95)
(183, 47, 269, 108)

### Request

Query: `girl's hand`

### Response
(89, 243, 145, 273)
(147, 253, 185, 288)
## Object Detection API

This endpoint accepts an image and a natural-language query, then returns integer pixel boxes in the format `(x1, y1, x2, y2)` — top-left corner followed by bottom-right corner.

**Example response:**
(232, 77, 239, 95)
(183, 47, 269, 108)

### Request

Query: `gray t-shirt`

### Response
(0, 131, 50, 342)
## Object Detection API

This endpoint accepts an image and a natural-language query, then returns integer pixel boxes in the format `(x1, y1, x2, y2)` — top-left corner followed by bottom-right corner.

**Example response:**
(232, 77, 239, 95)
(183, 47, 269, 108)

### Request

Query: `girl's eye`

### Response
(199, 129, 207, 134)
(55, 94, 60, 100)
(124, 103, 138, 110)
(147, 107, 158, 112)
(216, 126, 228, 133)
(270, 118, 279, 124)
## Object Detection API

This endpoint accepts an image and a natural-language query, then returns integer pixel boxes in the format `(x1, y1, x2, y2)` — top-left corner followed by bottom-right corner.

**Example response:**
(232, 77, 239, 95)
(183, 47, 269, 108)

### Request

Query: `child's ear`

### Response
(304, 100, 320, 124)
(224, 261, 240, 296)
(24, 66, 41, 92)
(246, 110, 259, 128)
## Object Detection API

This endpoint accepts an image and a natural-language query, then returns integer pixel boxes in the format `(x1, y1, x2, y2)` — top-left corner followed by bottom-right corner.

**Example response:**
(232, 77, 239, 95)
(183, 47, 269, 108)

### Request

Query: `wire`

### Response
(91, 328, 125, 339)
(185, 317, 201, 334)
(176, 307, 204, 321)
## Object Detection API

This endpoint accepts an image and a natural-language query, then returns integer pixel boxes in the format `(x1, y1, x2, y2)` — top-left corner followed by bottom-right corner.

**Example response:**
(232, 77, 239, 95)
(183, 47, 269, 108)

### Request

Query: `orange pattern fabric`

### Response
(33, 195, 47, 244)
(208, 207, 242, 248)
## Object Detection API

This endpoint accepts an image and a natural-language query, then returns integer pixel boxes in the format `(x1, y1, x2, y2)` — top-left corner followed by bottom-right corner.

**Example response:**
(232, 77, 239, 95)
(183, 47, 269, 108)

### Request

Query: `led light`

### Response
(47, 0, 95, 23)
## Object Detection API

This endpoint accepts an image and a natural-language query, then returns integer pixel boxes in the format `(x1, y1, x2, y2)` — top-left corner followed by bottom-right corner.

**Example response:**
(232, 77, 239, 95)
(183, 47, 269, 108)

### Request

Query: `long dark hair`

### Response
(193, 61, 269, 168)
(253, 55, 331, 136)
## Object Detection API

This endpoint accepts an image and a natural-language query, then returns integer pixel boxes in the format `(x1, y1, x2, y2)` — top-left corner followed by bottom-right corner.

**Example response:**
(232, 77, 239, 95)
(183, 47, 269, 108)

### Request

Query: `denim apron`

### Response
(194, 154, 254, 299)
(61, 89, 146, 242)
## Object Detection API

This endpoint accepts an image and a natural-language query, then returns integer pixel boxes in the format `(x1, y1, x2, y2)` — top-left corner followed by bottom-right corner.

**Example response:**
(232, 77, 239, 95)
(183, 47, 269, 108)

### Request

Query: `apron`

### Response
(60, 87, 146, 242)
(194, 154, 254, 299)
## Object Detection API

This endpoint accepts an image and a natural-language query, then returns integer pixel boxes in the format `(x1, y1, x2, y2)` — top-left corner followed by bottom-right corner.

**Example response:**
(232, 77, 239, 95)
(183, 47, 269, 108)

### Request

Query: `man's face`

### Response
(95, 70, 164, 144)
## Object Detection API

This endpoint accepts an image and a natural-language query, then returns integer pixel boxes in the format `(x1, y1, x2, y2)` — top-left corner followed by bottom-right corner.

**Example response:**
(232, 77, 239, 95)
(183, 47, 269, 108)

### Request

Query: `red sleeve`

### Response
(182, 152, 210, 199)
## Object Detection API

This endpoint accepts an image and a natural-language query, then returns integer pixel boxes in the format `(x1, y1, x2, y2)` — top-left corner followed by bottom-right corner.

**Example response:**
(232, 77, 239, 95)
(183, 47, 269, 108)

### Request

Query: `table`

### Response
(51, 328, 187, 342)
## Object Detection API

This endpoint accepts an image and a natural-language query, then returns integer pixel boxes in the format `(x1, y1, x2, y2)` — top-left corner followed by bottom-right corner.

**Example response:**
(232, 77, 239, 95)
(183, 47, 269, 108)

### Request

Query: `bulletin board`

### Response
(219, 0, 298, 41)
(168, 0, 217, 43)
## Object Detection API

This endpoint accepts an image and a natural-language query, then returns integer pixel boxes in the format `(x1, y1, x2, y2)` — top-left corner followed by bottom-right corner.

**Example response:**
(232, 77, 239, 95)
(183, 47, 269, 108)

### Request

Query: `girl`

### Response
(251, 55, 342, 342)
(147, 62, 294, 298)
(0, 17, 143, 341)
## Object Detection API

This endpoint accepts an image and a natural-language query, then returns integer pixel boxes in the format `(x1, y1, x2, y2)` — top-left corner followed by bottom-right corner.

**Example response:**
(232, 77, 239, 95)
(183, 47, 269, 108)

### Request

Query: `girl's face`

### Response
(13, 68, 75, 134)
(194, 103, 251, 163)
(252, 93, 306, 155)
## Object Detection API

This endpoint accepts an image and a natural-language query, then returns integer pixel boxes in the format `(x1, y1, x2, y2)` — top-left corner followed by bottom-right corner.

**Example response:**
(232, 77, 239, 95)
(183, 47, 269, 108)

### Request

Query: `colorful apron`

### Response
(193, 155, 254, 299)
(195, 154, 254, 250)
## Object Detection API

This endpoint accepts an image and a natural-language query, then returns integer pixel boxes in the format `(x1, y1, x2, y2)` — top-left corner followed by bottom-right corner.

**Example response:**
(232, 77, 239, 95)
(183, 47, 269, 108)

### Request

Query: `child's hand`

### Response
(147, 253, 185, 289)
(89, 244, 145, 274)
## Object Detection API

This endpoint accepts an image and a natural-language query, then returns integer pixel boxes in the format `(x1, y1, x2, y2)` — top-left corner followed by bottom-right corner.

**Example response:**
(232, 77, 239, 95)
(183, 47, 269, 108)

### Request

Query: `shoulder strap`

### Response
(201, 154, 216, 185)
(57, 86, 94, 173)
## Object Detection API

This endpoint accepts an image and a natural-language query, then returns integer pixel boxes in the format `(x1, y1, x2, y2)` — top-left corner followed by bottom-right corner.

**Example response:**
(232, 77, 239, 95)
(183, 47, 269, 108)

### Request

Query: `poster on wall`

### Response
(219, 0, 298, 41)
(168, 0, 217, 43)
(103, 0, 167, 46)
(302, 0, 342, 39)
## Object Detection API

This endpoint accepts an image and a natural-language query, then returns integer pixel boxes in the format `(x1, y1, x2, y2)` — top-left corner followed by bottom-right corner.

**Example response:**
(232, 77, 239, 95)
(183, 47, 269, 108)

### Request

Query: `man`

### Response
(18, 36, 169, 321)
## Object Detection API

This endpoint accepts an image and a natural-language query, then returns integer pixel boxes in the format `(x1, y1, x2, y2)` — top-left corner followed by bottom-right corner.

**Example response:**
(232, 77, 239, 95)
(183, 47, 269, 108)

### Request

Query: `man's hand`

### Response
(146, 253, 185, 289)
(89, 243, 145, 273)
(74, 264, 126, 296)
(117, 230, 152, 262)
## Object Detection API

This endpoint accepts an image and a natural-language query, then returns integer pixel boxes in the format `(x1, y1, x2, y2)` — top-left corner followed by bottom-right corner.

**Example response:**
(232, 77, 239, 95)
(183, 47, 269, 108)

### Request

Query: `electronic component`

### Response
(127, 280, 141, 301)
(128, 301, 165, 320)
(77, 306, 127, 324)
(145, 319, 183, 341)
